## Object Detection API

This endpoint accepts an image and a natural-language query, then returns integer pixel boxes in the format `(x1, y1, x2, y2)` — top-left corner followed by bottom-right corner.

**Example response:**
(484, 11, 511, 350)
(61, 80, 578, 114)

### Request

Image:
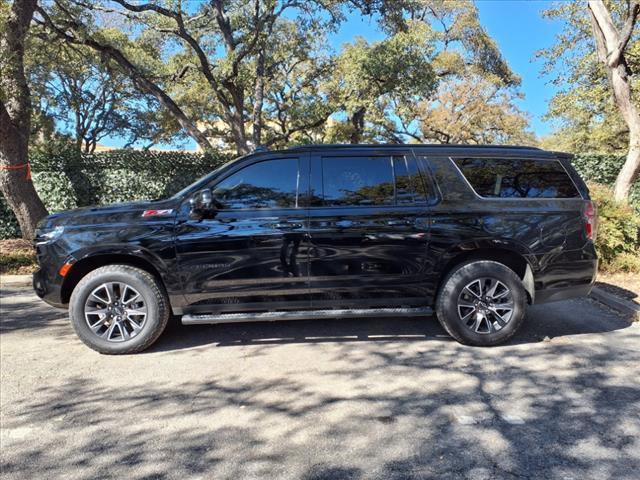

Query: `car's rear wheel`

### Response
(69, 265, 169, 354)
(436, 260, 527, 346)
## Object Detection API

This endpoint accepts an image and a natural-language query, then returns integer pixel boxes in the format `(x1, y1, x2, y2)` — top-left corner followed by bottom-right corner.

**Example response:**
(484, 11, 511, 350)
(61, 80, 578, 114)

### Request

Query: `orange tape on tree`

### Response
(0, 162, 31, 180)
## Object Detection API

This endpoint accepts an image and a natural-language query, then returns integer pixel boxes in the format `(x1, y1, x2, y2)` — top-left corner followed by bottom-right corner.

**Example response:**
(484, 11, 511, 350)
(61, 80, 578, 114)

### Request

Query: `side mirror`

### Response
(190, 188, 215, 217)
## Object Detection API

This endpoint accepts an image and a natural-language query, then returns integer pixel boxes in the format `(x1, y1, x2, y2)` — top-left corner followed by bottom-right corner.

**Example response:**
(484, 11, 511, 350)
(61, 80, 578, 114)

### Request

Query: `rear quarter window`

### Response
(453, 158, 580, 199)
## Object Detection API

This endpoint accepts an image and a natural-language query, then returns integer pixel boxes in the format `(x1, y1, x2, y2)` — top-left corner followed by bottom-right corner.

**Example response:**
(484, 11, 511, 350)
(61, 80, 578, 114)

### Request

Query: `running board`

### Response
(181, 307, 433, 325)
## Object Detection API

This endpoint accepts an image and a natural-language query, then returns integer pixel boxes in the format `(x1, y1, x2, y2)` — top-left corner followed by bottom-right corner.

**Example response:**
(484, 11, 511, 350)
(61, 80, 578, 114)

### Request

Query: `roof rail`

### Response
(285, 143, 542, 151)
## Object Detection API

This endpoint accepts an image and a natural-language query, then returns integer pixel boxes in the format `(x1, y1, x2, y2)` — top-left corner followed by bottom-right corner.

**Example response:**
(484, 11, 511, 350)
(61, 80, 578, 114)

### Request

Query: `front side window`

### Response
(212, 158, 299, 209)
(454, 158, 580, 199)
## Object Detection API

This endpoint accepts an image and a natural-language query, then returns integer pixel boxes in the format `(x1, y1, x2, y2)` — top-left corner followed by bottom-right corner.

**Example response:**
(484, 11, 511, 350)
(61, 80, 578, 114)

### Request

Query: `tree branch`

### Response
(35, 4, 214, 152)
(613, 0, 640, 65)
(588, 0, 639, 67)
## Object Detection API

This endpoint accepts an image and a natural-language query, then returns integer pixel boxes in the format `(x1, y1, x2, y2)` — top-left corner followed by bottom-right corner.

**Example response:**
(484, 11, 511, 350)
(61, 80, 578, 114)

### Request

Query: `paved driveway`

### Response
(1, 285, 639, 480)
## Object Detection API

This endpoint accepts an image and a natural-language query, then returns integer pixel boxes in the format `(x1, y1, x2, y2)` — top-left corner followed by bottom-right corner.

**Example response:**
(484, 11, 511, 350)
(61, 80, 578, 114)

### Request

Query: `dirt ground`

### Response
(0, 239, 36, 275)
(597, 272, 640, 304)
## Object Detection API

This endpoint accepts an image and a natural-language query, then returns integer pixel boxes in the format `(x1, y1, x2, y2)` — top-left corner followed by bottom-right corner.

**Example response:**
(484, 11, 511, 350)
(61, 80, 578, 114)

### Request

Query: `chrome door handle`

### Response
(274, 222, 303, 230)
(386, 220, 412, 226)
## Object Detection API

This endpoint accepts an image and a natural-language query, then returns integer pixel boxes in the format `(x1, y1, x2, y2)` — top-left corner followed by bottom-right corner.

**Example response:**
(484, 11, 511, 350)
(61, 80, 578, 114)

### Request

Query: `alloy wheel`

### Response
(457, 277, 514, 334)
(84, 282, 147, 342)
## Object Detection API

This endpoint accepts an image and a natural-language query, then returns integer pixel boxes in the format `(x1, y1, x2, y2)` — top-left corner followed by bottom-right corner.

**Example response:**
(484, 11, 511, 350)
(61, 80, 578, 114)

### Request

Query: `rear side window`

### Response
(322, 157, 395, 206)
(453, 158, 580, 199)
(320, 156, 429, 206)
(212, 158, 299, 209)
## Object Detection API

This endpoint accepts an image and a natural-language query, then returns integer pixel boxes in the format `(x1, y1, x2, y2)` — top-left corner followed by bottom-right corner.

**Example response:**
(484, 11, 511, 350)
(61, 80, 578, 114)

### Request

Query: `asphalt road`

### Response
(1, 285, 639, 480)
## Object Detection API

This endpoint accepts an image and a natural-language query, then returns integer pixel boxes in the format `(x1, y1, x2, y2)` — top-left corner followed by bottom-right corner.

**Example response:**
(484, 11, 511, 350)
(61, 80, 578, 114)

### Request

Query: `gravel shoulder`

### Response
(1, 286, 639, 480)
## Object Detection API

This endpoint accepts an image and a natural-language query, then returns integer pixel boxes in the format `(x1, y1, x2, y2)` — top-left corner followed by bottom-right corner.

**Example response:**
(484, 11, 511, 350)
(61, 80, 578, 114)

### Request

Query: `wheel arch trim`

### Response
(60, 246, 170, 304)
(434, 241, 536, 303)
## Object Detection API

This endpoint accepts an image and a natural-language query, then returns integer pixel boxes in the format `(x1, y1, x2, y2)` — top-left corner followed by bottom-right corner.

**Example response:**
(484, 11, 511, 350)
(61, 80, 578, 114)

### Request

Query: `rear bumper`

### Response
(532, 253, 598, 305)
(534, 283, 594, 304)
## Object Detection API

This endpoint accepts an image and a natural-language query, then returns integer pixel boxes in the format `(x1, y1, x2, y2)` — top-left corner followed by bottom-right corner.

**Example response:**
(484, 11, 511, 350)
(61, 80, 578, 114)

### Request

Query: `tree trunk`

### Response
(0, 0, 48, 240)
(228, 111, 250, 155)
(588, 0, 640, 201)
(609, 59, 640, 199)
(616, 136, 640, 199)
(349, 107, 366, 144)
(252, 51, 266, 149)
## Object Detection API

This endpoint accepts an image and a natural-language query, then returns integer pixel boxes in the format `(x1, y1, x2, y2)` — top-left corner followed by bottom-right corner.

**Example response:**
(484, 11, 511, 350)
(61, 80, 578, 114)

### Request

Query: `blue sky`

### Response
(476, 0, 563, 136)
(103, 0, 564, 150)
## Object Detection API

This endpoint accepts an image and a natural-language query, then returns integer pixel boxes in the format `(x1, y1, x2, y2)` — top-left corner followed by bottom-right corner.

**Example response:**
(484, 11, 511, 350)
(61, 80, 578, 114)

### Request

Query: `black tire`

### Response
(435, 260, 527, 346)
(69, 265, 170, 354)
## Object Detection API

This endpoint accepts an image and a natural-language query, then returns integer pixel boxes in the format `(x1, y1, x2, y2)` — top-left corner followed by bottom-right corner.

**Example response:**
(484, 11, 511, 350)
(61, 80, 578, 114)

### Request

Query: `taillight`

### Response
(583, 200, 597, 241)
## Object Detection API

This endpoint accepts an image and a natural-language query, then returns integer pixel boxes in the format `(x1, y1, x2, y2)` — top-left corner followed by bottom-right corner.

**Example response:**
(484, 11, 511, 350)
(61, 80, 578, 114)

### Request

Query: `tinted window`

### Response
(393, 156, 428, 204)
(322, 157, 394, 206)
(212, 158, 299, 209)
(454, 158, 580, 198)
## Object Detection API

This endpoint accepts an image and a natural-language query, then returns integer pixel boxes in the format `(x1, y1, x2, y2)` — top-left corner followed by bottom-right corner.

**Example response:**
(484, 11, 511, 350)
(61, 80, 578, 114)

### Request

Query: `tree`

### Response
(36, 0, 531, 152)
(37, 0, 345, 155)
(0, 0, 48, 240)
(27, 38, 180, 152)
(326, 21, 437, 144)
(414, 75, 535, 145)
(589, 0, 640, 200)
(540, 1, 640, 200)
(35, 1, 216, 152)
(345, 0, 533, 145)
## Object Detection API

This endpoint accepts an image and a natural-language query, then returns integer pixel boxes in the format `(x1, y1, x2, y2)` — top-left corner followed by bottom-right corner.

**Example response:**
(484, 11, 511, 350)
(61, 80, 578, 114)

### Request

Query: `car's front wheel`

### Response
(69, 265, 170, 354)
(435, 260, 527, 346)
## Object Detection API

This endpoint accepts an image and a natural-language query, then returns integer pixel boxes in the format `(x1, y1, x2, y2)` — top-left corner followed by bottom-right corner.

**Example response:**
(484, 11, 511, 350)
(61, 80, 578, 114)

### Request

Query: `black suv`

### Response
(33, 144, 598, 353)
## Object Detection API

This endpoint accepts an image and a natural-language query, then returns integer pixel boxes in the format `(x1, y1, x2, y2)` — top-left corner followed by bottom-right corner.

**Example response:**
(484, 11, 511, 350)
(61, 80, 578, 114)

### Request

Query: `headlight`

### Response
(36, 226, 65, 244)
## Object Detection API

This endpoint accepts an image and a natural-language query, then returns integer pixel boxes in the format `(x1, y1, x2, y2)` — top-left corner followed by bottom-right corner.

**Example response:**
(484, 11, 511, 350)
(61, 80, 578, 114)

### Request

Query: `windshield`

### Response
(169, 156, 241, 200)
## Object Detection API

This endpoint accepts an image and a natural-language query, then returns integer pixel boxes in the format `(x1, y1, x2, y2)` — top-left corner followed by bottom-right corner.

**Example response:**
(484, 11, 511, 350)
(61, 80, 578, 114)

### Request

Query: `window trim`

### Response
(448, 156, 584, 201)
(411, 153, 442, 206)
(392, 155, 430, 206)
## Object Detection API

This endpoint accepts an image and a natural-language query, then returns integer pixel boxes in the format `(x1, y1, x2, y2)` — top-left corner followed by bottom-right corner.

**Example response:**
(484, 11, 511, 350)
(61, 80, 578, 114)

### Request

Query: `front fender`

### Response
(69, 244, 171, 277)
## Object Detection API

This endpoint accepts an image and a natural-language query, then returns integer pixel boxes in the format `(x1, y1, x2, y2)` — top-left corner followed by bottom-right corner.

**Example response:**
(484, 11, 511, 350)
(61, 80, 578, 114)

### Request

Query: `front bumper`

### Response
(33, 268, 67, 309)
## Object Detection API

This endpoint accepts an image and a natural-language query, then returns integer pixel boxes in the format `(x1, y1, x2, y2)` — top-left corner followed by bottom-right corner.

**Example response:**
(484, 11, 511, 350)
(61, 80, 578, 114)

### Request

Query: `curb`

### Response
(0, 274, 32, 288)
(590, 286, 640, 322)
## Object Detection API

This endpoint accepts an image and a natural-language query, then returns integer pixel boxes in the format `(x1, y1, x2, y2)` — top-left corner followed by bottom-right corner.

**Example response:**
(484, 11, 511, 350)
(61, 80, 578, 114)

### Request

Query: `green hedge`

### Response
(570, 154, 640, 210)
(1, 150, 638, 239)
(0, 149, 230, 239)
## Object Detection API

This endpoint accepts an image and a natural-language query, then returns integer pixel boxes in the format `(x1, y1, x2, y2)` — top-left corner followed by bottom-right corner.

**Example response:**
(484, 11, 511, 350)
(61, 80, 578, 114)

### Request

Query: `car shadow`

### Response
(147, 298, 632, 353)
(596, 281, 639, 304)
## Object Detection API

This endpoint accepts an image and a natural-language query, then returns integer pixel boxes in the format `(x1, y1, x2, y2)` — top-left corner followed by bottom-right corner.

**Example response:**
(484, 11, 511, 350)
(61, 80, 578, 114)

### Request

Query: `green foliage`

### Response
(26, 22, 180, 152)
(37, 0, 531, 151)
(587, 182, 640, 273)
(571, 154, 640, 210)
(0, 251, 37, 274)
(0, 149, 231, 239)
(538, 1, 639, 155)
(0, 197, 21, 239)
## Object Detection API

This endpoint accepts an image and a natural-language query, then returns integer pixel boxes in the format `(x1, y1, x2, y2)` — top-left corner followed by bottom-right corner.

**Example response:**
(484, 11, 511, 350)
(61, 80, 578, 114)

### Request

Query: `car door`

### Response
(307, 150, 432, 308)
(175, 154, 311, 312)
